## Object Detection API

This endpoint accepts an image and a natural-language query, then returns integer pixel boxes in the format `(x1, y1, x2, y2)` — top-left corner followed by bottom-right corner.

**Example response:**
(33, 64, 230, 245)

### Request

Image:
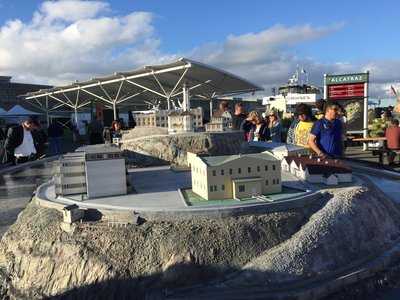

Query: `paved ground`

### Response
(0, 161, 55, 237)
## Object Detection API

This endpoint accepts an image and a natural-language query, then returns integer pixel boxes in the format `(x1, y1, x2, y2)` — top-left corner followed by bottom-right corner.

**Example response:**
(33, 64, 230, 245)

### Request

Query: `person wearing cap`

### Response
(294, 103, 314, 148)
(2, 117, 39, 164)
(268, 110, 282, 142)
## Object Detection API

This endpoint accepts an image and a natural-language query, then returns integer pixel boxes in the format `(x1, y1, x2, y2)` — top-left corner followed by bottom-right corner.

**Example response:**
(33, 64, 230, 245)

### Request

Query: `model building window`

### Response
(221, 184, 225, 191)
(214, 185, 218, 191)
(265, 180, 268, 185)
(239, 185, 245, 192)
(257, 166, 260, 172)
(273, 164, 276, 171)
(248, 167, 251, 173)
(221, 169, 224, 175)
(276, 178, 280, 184)
(265, 165, 268, 171)
(238, 168, 241, 174)
(229, 168, 233, 175)
(212, 170, 216, 176)
(272, 179, 276, 184)
(210, 186, 214, 192)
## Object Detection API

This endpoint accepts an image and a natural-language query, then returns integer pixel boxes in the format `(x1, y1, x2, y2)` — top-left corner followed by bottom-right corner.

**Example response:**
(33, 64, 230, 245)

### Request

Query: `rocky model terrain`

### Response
(1, 184, 400, 299)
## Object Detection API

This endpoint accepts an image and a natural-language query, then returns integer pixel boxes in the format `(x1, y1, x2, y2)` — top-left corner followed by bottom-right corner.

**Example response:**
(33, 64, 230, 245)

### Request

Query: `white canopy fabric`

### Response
(6, 105, 41, 116)
(21, 58, 263, 119)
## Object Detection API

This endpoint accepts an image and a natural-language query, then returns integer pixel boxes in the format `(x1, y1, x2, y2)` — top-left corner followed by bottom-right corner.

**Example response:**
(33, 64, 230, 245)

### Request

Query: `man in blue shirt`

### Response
(308, 102, 343, 158)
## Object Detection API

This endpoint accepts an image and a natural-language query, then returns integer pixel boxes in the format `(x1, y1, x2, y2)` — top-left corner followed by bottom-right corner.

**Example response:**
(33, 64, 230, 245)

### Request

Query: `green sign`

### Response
(326, 73, 369, 85)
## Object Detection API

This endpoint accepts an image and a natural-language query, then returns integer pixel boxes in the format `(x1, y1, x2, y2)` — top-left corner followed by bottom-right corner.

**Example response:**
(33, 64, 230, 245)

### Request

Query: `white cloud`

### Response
(0, 0, 175, 85)
(36, 0, 110, 23)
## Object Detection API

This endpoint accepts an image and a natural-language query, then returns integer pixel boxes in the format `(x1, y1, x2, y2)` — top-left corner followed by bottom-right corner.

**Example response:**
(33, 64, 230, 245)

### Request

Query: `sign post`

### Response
(324, 72, 369, 150)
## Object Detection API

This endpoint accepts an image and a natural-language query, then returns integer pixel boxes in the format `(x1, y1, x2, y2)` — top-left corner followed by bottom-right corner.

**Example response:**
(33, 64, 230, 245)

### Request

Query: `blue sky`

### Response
(0, 0, 399, 102)
(1, 0, 398, 61)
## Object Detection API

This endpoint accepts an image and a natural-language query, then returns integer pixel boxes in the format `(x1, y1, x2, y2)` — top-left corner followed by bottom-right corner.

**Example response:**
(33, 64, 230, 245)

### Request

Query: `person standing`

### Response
(88, 117, 104, 145)
(385, 119, 400, 165)
(2, 117, 39, 165)
(103, 120, 122, 144)
(308, 102, 343, 158)
(231, 103, 247, 130)
(48, 120, 64, 155)
(314, 99, 326, 120)
(214, 100, 232, 119)
(268, 110, 282, 142)
(244, 111, 269, 142)
(294, 103, 314, 148)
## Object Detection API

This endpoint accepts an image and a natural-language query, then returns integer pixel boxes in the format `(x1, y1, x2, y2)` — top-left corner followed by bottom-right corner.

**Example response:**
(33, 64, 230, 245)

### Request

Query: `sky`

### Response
(0, 0, 399, 104)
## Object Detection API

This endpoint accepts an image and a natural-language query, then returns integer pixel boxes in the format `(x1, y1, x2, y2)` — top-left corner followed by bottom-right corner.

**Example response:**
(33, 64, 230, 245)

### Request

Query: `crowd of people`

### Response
(214, 99, 348, 159)
(0, 116, 127, 166)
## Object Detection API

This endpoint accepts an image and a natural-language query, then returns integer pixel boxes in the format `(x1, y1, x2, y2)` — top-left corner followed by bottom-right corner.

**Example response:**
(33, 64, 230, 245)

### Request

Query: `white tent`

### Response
(22, 57, 263, 122)
(6, 105, 41, 116)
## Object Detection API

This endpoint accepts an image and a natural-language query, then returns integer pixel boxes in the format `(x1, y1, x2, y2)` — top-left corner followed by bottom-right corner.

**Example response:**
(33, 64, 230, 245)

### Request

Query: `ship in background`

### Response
(263, 67, 322, 116)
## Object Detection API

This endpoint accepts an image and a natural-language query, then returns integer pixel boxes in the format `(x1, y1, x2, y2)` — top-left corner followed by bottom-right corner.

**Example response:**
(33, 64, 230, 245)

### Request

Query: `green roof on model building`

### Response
(200, 152, 278, 167)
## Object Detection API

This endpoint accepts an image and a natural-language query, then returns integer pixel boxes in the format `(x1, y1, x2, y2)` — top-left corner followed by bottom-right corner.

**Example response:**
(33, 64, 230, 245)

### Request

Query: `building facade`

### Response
(0, 76, 52, 109)
(55, 145, 127, 198)
(281, 156, 352, 185)
(188, 152, 282, 200)
(133, 107, 203, 129)
(205, 117, 232, 132)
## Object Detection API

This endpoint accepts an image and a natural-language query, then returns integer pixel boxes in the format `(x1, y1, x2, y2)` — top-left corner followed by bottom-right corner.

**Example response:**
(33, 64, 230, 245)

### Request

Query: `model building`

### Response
(168, 111, 194, 133)
(281, 155, 352, 185)
(265, 144, 309, 160)
(134, 108, 203, 129)
(55, 144, 127, 198)
(205, 116, 232, 132)
(188, 152, 281, 200)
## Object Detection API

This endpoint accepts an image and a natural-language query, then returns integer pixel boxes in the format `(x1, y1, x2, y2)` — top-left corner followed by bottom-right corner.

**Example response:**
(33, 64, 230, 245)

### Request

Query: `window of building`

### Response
(265, 180, 268, 185)
(272, 179, 276, 184)
(221, 184, 225, 191)
(239, 185, 245, 192)
(265, 165, 268, 171)
(212, 170, 216, 176)
(257, 166, 260, 172)
(221, 169, 224, 175)
(273, 164, 276, 171)
(276, 178, 280, 184)
(238, 168, 241, 174)
(229, 168, 233, 175)
(248, 167, 251, 173)
(214, 185, 217, 191)
(210, 186, 214, 192)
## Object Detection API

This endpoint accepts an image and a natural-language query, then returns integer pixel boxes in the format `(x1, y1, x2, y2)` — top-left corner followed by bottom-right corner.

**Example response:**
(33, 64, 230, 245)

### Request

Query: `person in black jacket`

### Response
(231, 102, 247, 130)
(2, 117, 39, 164)
(242, 111, 269, 142)
(48, 120, 64, 155)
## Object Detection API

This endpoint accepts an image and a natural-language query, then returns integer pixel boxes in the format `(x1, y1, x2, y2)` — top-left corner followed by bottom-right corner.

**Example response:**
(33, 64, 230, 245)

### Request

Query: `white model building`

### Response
(265, 144, 309, 160)
(55, 145, 127, 198)
(205, 117, 232, 132)
(168, 111, 194, 133)
(282, 155, 352, 185)
(133, 108, 203, 129)
(188, 152, 281, 200)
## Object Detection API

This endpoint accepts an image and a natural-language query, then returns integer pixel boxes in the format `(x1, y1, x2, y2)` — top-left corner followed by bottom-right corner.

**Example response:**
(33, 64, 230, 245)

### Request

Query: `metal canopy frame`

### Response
(22, 58, 263, 123)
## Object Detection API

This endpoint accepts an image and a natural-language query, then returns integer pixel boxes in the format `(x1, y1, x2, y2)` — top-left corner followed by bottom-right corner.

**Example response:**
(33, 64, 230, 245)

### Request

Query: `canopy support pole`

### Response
(182, 83, 190, 111)
(167, 96, 171, 111)
(74, 107, 78, 125)
(209, 98, 213, 120)
(45, 96, 50, 127)
(113, 101, 117, 121)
